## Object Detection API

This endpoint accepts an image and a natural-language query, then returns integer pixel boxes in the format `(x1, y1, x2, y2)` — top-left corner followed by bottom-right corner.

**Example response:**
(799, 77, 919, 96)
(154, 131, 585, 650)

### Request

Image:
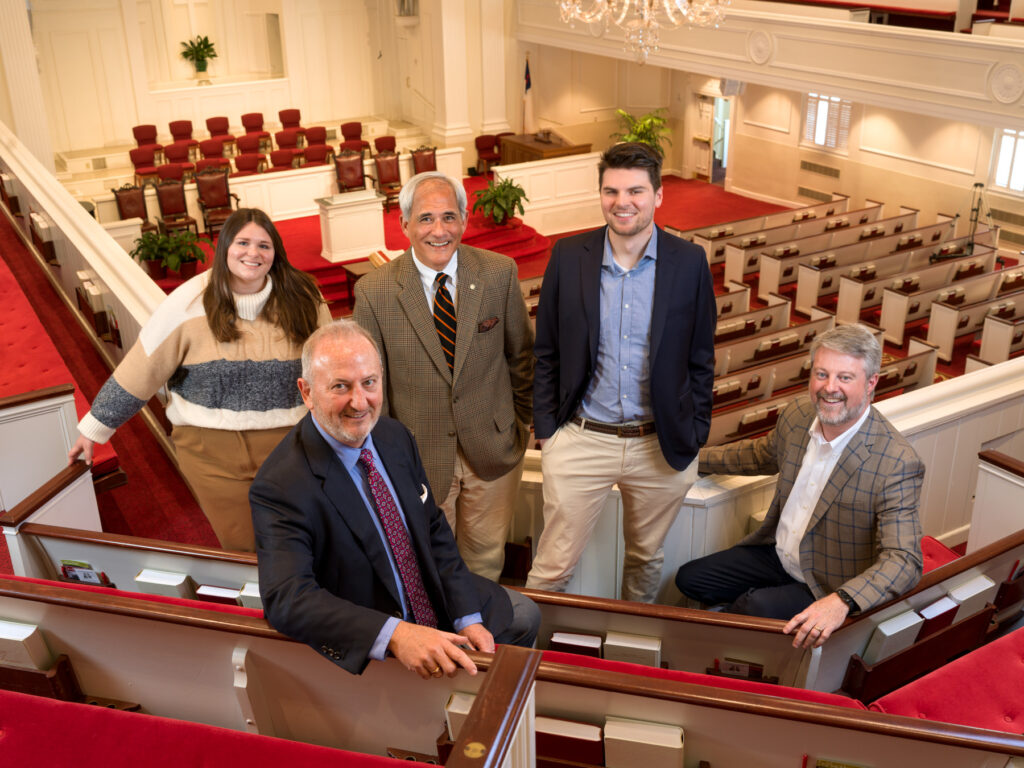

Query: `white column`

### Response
(0, 0, 55, 173)
(478, 0, 511, 134)
(430, 0, 474, 146)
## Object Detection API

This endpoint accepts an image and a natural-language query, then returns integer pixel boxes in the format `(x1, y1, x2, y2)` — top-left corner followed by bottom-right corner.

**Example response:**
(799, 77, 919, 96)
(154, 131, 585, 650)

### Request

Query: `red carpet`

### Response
(0, 211, 214, 577)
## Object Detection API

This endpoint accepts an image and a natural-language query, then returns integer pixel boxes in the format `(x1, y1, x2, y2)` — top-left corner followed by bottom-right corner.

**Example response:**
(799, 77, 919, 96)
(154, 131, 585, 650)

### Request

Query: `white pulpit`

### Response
(317, 190, 387, 263)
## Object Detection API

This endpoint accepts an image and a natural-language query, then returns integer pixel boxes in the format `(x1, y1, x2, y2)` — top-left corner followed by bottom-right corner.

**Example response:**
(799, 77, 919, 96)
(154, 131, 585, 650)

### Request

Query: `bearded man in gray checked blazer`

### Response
(354, 172, 533, 582)
(676, 324, 923, 649)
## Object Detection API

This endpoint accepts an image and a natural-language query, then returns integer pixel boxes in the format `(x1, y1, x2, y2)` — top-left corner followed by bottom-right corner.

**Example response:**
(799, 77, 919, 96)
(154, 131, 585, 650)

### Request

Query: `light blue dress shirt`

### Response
(310, 417, 482, 660)
(579, 227, 658, 424)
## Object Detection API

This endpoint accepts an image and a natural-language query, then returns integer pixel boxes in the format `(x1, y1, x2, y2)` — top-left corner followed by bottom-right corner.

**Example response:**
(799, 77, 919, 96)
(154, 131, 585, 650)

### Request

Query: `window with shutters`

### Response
(992, 127, 1024, 196)
(802, 93, 851, 152)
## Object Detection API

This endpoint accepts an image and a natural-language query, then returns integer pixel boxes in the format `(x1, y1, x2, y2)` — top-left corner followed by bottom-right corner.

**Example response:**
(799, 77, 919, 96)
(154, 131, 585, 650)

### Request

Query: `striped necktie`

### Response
(433, 272, 456, 371)
(358, 449, 438, 628)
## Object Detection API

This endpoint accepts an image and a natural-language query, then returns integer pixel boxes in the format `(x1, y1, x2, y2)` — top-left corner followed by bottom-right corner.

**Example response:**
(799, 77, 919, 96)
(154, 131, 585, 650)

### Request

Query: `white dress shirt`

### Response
(411, 249, 459, 310)
(775, 405, 871, 582)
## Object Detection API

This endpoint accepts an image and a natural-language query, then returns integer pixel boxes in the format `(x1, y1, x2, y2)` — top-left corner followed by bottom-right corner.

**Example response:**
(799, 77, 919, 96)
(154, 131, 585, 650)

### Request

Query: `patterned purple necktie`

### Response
(359, 448, 438, 628)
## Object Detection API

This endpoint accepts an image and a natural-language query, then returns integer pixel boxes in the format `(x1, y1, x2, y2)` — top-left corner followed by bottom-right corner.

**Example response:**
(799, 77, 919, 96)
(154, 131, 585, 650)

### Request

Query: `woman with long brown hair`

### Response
(69, 208, 332, 551)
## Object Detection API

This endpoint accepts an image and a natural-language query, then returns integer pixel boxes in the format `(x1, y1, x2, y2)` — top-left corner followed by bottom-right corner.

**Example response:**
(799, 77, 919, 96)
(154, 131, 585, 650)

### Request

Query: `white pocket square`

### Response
(419, 484, 429, 503)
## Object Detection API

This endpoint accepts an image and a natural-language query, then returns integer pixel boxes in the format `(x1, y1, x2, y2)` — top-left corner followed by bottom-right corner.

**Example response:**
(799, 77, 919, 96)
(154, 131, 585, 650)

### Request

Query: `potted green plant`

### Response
(611, 108, 672, 157)
(130, 229, 206, 280)
(180, 35, 218, 73)
(472, 177, 529, 226)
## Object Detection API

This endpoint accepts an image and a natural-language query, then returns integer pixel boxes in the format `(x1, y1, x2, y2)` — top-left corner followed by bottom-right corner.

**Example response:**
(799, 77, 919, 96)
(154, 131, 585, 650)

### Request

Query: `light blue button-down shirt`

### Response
(578, 227, 658, 424)
(310, 417, 482, 660)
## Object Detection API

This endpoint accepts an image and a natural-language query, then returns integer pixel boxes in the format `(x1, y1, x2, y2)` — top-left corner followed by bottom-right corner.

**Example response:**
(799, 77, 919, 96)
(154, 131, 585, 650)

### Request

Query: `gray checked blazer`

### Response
(353, 246, 534, 499)
(700, 396, 924, 612)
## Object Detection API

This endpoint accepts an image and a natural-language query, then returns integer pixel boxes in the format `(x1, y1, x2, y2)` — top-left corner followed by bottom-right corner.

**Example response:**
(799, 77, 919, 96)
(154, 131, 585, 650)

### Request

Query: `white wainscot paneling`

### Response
(493, 153, 603, 236)
(150, 79, 293, 140)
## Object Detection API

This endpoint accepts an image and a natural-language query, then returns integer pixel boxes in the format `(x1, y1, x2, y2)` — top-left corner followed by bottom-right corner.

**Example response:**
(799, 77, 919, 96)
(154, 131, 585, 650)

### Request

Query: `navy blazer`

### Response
(533, 226, 716, 470)
(251, 414, 512, 675)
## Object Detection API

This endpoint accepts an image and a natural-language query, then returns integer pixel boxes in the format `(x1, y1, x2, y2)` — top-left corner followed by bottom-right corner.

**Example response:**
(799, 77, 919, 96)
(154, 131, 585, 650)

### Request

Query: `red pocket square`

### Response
(477, 316, 499, 332)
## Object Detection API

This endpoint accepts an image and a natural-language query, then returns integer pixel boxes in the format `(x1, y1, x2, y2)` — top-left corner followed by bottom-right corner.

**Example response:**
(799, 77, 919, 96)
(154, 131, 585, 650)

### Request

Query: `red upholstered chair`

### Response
(236, 134, 263, 155)
(274, 129, 305, 162)
(111, 183, 158, 234)
(156, 163, 185, 181)
(195, 168, 240, 239)
(205, 116, 237, 156)
(167, 120, 200, 159)
(232, 153, 266, 177)
(475, 134, 500, 174)
(131, 124, 163, 160)
(198, 139, 230, 169)
(340, 121, 371, 157)
(196, 158, 230, 173)
(373, 135, 396, 155)
(129, 146, 160, 186)
(154, 179, 198, 235)
(338, 139, 368, 156)
(278, 108, 306, 146)
(411, 145, 437, 174)
(495, 131, 515, 148)
(162, 142, 195, 180)
(305, 125, 328, 146)
(267, 149, 298, 172)
(335, 150, 370, 193)
(240, 112, 272, 153)
(303, 144, 334, 167)
(372, 151, 402, 212)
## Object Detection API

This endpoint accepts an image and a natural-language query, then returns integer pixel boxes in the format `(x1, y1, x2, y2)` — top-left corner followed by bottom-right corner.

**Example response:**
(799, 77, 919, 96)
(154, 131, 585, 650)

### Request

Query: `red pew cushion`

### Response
(0, 689, 407, 767)
(921, 534, 960, 572)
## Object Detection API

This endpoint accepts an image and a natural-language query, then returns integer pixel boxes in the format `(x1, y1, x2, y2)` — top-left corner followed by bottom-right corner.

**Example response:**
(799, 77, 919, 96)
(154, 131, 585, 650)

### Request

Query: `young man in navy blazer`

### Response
(526, 142, 717, 602)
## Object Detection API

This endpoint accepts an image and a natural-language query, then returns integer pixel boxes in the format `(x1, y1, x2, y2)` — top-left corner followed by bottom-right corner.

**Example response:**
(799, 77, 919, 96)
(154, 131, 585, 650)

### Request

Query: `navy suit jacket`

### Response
(533, 225, 716, 469)
(250, 414, 512, 675)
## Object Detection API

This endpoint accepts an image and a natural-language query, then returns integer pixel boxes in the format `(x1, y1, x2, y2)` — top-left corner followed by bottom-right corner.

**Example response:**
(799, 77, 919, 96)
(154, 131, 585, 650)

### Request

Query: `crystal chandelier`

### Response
(558, 0, 729, 64)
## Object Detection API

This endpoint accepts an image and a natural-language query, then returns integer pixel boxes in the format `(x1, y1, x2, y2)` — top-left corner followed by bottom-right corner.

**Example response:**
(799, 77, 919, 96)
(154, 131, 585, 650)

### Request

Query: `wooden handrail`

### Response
(0, 383, 74, 410)
(0, 462, 89, 525)
(979, 449, 1024, 480)
(449, 645, 541, 768)
(19, 522, 258, 565)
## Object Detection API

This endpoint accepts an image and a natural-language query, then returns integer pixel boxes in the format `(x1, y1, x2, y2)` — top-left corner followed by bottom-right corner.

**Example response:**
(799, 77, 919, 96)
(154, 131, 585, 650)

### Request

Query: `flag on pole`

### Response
(523, 59, 536, 133)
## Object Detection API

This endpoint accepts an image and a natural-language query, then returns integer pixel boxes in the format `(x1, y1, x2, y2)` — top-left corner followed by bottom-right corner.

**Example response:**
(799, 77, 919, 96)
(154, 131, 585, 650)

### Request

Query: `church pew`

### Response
(5, 576, 1024, 767)
(714, 292, 790, 344)
(786, 222, 975, 314)
(881, 264, 1024, 347)
(833, 230, 996, 323)
(927, 285, 1024, 363)
(711, 350, 810, 408)
(681, 193, 850, 266)
(753, 207, 926, 294)
(726, 206, 919, 287)
(718, 199, 884, 282)
(716, 279, 751, 319)
(713, 309, 834, 376)
(977, 312, 1024, 364)
(966, 450, 1024, 554)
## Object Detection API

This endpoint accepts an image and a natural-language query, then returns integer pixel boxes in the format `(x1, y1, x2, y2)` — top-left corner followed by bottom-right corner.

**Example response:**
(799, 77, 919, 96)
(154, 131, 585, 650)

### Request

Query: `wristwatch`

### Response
(835, 589, 859, 614)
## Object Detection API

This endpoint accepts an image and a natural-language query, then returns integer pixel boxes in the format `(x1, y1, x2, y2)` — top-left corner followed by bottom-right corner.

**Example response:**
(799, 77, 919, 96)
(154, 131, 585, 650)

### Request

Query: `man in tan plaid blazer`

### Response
(353, 172, 533, 582)
(676, 324, 923, 649)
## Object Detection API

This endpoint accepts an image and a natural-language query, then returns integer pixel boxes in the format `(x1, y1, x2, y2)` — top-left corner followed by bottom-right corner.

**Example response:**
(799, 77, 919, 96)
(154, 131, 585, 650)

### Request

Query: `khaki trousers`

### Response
(172, 424, 291, 552)
(438, 446, 524, 582)
(525, 421, 698, 602)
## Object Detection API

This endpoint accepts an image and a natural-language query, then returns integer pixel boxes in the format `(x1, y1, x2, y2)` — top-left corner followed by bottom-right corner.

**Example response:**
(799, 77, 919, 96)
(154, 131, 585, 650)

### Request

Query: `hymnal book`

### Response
(444, 691, 476, 741)
(239, 581, 262, 610)
(946, 573, 998, 623)
(604, 717, 684, 768)
(134, 569, 194, 599)
(548, 632, 602, 657)
(603, 631, 661, 667)
(915, 596, 958, 640)
(0, 619, 53, 670)
(535, 716, 603, 765)
(860, 609, 923, 665)
(194, 584, 241, 605)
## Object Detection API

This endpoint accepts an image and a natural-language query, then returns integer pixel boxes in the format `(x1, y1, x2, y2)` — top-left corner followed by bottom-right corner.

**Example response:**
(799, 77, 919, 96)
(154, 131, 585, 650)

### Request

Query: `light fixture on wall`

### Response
(557, 0, 729, 63)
